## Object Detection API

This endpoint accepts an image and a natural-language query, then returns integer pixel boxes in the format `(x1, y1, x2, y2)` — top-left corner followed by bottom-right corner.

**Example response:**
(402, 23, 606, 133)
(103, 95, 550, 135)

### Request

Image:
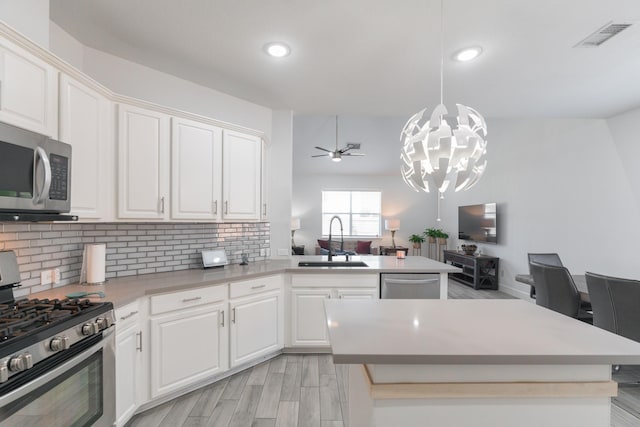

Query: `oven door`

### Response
(0, 327, 115, 427)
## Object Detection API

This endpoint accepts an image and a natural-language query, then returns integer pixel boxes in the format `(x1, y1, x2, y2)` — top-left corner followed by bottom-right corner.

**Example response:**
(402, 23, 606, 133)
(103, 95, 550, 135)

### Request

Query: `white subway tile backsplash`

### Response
(0, 221, 269, 297)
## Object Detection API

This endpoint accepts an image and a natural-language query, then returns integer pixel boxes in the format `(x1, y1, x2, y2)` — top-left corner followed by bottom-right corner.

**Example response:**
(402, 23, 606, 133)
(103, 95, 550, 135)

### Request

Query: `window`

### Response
(321, 190, 381, 237)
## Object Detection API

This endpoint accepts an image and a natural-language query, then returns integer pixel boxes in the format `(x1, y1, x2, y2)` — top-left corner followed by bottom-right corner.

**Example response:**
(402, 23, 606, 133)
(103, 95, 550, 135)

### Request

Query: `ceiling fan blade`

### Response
(342, 153, 365, 157)
(314, 146, 332, 153)
(311, 154, 330, 157)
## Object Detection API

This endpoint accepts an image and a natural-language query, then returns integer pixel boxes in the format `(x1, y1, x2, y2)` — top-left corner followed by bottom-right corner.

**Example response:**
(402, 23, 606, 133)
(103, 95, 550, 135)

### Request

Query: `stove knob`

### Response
(81, 322, 99, 336)
(96, 317, 111, 330)
(23, 353, 33, 369)
(50, 336, 70, 352)
(0, 363, 7, 383)
(8, 356, 25, 372)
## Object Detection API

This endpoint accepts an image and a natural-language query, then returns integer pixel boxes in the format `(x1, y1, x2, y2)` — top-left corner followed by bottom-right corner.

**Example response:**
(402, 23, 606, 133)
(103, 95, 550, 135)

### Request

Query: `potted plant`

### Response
(424, 228, 438, 244)
(409, 234, 425, 249)
(435, 229, 449, 245)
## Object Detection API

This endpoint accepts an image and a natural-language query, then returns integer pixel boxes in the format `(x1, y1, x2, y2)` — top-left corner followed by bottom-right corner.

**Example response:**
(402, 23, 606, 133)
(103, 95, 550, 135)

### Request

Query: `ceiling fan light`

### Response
(331, 157, 342, 162)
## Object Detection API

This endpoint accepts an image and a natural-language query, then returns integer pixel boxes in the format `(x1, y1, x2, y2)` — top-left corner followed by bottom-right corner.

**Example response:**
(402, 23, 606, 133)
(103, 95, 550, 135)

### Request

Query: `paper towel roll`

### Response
(86, 244, 106, 284)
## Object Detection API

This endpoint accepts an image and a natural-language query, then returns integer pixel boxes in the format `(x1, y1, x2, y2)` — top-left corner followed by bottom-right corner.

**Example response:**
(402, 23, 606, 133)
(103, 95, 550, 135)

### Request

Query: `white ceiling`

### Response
(50, 0, 640, 118)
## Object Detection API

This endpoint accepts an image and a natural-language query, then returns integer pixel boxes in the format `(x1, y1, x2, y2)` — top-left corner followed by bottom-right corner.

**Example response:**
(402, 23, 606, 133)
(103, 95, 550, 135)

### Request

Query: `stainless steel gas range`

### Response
(0, 250, 115, 426)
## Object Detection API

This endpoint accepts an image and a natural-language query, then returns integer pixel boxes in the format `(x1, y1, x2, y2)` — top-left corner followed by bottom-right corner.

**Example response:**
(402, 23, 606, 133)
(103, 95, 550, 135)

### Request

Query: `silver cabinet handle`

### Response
(220, 310, 225, 327)
(263, 203, 267, 216)
(0, 81, 3, 110)
(225, 201, 228, 215)
(232, 307, 236, 323)
(120, 311, 139, 321)
(136, 331, 142, 352)
(213, 200, 218, 215)
(160, 196, 165, 213)
(251, 284, 266, 290)
(182, 296, 202, 303)
(34, 147, 52, 205)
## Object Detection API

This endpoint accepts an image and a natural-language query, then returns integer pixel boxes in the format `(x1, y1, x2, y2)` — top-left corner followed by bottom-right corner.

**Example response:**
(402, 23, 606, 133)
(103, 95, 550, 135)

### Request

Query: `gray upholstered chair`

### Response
(529, 261, 592, 323)
(381, 277, 440, 299)
(586, 272, 640, 342)
(527, 253, 563, 298)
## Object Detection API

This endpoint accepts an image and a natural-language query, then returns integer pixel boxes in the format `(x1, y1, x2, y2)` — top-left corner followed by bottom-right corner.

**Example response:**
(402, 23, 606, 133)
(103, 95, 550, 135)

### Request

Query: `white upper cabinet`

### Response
(261, 140, 269, 220)
(171, 117, 222, 220)
(59, 74, 112, 220)
(222, 130, 262, 220)
(0, 38, 58, 137)
(117, 104, 170, 220)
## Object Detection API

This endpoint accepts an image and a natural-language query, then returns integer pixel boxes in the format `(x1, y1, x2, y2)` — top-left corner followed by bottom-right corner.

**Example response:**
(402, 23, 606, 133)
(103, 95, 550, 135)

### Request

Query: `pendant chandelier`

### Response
(400, 0, 488, 195)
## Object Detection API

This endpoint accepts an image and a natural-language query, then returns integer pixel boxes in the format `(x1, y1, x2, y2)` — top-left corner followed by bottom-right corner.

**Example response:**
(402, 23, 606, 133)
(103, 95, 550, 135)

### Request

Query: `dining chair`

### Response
(527, 253, 563, 298)
(586, 272, 640, 342)
(381, 277, 440, 299)
(529, 261, 592, 322)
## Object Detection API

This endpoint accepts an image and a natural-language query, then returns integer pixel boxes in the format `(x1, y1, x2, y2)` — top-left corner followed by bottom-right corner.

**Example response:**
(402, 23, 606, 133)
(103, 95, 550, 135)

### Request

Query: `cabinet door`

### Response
(118, 104, 170, 219)
(291, 288, 332, 347)
(336, 288, 378, 300)
(150, 303, 228, 398)
(222, 130, 261, 220)
(229, 290, 283, 367)
(171, 117, 222, 220)
(260, 140, 268, 220)
(59, 74, 112, 220)
(0, 40, 58, 137)
(115, 323, 142, 427)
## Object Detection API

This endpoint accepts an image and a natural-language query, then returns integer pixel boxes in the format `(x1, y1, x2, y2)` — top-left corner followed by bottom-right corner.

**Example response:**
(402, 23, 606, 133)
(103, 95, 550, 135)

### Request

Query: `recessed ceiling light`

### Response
(453, 46, 483, 62)
(264, 42, 291, 58)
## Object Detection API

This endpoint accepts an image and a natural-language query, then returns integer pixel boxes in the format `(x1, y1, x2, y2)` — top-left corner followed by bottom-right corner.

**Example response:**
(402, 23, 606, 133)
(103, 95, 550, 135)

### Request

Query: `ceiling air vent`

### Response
(575, 21, 633, 47)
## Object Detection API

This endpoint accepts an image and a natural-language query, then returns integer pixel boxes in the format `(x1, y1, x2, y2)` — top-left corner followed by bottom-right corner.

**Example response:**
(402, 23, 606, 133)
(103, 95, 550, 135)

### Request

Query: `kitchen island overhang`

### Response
(325, 299, 640, 427)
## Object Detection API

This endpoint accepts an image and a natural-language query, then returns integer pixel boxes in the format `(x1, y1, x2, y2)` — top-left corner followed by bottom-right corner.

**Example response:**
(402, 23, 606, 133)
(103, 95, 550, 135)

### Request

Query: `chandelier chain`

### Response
(440, 0, 444, 106)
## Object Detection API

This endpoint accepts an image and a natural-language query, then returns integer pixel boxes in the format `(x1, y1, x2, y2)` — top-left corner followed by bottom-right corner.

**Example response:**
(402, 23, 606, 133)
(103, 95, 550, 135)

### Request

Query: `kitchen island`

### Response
(325, 299, 640, 427)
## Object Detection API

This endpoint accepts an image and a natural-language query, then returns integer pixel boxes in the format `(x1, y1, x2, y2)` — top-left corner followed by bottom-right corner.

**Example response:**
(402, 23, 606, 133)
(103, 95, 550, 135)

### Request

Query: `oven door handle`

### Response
(0, 327, 114, 407)
(33, 146, 52, 205)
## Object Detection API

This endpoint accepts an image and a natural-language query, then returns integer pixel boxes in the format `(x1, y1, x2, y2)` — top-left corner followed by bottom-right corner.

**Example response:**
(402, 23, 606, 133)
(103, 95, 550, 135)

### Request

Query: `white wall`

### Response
(436, 118, 640, 298)
(0, 0, 49, 48)
(293, 115, 640, 298)
(81, 47, 272, 137)
(49, 21, 84, 70)
(270, 110, 294, 257)
(606, 107, 640, 210)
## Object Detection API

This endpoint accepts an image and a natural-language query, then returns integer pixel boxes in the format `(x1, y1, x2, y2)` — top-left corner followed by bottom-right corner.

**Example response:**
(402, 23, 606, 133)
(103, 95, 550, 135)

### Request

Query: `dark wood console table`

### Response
(379, 246, 409, 256)
(443, 250, 499, 290)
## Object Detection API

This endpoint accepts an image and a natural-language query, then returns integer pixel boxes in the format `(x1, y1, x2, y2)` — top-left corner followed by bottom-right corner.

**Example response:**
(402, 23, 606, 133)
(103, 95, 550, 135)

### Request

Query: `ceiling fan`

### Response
(312, 115, 365, 162)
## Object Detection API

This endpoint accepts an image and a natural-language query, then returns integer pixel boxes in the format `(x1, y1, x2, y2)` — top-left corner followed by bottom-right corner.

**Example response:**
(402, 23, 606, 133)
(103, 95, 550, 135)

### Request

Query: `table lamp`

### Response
(385, 219, 400, 248)
(291, 218, 301, 247)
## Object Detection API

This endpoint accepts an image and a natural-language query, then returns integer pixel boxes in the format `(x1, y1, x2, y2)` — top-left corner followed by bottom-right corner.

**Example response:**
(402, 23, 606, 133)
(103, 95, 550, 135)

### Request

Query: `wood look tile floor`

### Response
(125, 280, 640, 427)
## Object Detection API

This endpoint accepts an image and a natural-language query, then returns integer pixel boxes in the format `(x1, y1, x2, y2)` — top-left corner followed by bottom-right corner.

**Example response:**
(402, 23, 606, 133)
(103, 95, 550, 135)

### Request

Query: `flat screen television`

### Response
(458, 203, 498, 244)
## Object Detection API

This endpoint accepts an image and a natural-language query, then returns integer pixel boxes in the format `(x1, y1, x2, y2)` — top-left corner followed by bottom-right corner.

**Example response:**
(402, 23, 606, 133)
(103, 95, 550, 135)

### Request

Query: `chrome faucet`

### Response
(327, 215, 344, 262)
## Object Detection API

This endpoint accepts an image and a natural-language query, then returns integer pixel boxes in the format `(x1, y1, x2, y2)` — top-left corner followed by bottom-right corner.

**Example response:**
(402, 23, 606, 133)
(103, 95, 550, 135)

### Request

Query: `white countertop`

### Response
(324, 299, 640, 365)
(27, 255, 459, 308)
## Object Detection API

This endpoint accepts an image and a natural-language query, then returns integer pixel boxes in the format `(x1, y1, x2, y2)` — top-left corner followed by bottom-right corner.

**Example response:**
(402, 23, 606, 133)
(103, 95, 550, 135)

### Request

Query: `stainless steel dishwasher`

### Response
(380, 273, 440, 299)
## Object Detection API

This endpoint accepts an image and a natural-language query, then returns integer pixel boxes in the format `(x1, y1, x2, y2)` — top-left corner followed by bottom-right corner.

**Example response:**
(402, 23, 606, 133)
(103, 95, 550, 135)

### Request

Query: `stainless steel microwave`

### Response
(0, 121, 72, 213)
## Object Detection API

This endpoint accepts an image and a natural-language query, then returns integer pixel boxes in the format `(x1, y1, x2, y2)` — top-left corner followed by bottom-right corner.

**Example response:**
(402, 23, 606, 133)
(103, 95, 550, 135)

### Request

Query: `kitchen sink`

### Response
(297, 261, 369, 267)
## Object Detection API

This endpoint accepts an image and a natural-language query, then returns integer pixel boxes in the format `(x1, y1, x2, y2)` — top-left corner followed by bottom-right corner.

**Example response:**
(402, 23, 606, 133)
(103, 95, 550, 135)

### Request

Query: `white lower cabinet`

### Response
(229, 275, 284, 367)
(149, 287, 228, 398)
(290, 274, 378, 347)
(230, 290, 283, 367)
(115, 302, 144, 427)
(291, 288, 333, 347)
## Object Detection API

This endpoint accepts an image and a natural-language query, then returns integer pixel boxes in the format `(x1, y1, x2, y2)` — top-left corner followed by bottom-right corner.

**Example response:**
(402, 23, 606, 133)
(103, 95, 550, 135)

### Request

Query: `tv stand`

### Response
(443, 250, 499, 290)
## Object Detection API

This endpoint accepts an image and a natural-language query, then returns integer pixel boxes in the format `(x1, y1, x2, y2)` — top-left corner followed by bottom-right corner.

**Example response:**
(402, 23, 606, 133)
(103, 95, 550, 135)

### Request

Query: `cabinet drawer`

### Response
(150, 285, 227, 315)
(230, 275, 281, 300)
(115, 301, 141, 331)
(291, 274, 377, 288)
